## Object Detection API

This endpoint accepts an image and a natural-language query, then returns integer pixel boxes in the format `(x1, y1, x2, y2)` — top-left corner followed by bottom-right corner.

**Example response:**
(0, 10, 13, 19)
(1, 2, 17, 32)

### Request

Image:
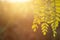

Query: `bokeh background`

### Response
(0, 0, 60, 40)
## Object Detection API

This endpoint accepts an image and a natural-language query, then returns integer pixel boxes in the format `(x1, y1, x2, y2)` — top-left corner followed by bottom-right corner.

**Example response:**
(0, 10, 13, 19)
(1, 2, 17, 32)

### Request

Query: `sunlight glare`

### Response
(1, 0, 31, 3)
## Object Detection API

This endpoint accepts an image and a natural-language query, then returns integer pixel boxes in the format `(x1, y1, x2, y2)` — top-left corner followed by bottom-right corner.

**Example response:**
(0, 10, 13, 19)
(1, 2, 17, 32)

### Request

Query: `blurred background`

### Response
(0, 0, 60, 40)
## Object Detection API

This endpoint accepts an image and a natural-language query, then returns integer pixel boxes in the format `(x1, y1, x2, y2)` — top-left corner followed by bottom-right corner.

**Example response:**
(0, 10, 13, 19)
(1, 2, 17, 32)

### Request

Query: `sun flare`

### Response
(1, 0, 31, 3)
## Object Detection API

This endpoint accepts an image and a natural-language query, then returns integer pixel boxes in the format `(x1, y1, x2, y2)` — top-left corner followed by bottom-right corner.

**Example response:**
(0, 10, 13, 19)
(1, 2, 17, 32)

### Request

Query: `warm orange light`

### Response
(0, 0, 34, 18)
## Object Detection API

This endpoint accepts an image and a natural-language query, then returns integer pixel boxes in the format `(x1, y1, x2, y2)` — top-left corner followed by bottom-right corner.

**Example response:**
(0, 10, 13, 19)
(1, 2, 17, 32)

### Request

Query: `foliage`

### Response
(32, 0, 60, 37)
